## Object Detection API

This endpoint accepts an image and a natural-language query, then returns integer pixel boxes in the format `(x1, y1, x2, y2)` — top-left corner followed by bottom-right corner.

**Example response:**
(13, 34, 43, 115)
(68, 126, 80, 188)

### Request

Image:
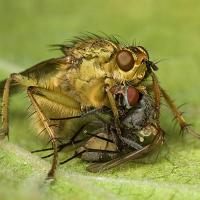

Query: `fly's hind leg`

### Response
(160, 88, 200, 138)
(0, 74, 59, 177)
(26, 85, 82, 178)
(0, 77, 12, 139)
(1, 72, 38, 139)
(27, 86, 59, 179)
(6, 73, 82, 178)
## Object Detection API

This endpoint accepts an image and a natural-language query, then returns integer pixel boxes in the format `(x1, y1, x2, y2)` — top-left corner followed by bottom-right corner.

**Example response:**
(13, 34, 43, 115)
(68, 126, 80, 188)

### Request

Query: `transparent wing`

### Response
(87, 133, 163, 173)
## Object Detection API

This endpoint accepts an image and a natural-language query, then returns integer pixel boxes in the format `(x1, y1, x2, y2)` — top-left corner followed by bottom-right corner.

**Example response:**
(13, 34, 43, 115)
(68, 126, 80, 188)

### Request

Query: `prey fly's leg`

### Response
(60, 131, 120, 164)
(37, 125, 90, 159)
(160, 87, 200, 138)
(0, 77, 11, 139)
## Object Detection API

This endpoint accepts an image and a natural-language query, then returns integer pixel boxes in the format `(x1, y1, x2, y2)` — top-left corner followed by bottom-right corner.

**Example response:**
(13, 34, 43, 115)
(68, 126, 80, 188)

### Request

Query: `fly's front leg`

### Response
(150, 73, 166, 138)
(105, 86, 123, 150)
(151, 72, 161, 121)
(161, 87, 200, 138)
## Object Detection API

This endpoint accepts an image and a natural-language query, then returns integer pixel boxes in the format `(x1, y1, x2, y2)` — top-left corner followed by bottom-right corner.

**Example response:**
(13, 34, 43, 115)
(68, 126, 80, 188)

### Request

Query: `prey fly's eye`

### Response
(116, 50, 135, 72)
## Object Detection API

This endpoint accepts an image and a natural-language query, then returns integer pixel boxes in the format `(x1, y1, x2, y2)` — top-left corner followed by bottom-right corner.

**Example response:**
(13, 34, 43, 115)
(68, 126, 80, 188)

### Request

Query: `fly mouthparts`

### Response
(145, 60, 158, 71)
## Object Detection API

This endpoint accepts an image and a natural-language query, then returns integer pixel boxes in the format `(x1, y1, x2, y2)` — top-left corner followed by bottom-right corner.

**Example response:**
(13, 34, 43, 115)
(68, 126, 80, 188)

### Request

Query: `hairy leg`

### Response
(1, 73, 83, 178)
(0, 77, 11, 139)
(160, 87, 200, 138)
(27, 86, 59, 178)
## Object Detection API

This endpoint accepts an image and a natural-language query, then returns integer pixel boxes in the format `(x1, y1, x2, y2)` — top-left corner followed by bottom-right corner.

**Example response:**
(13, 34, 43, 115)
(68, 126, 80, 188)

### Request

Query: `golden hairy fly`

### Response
(0, 34, 199, 178)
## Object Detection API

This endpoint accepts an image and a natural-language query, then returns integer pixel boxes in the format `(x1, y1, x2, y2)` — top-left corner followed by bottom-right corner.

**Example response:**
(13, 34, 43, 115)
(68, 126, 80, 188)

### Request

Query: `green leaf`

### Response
(1, 133, 200, 200)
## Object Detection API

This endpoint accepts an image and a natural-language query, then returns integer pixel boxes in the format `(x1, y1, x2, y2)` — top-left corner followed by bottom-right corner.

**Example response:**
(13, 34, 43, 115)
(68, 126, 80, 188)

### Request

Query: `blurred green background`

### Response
(0, 0, 200, 200)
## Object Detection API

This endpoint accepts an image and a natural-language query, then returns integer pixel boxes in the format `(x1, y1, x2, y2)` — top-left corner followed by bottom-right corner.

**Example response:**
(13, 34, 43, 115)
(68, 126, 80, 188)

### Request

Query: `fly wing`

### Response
(0, 57, 71, 97)
(21, 57, 71, 85)
(86, 144, 151, 173)
(87, 133, 164, 173)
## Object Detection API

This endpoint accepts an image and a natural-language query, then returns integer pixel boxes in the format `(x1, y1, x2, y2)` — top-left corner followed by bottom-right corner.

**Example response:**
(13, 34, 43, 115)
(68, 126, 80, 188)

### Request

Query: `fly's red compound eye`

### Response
(127, 87, 139, 106)
(116, 50, 135, 72)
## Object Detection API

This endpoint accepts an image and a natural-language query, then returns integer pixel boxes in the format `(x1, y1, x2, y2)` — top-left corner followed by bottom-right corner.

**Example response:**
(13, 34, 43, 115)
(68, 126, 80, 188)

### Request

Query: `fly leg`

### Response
(60, 131, 120, 164)
(26, 85, 82, 179)
(0, 72, 39, 139)
(33, 124, 90, 159)
(160, 87, 200, 138)
(0, 77, 12, 139)
(105, 86, 124, 151)
(151, 72, 161, 122)
(151, 72, 166, 136)
(2, 74, 81, 178)
(27, 86, 58, 179)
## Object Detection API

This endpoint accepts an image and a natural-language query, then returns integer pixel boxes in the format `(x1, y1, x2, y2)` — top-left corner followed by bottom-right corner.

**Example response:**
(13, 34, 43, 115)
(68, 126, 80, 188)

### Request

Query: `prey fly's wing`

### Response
(86, 144, 152, 172)
(87, 132, 164, 172)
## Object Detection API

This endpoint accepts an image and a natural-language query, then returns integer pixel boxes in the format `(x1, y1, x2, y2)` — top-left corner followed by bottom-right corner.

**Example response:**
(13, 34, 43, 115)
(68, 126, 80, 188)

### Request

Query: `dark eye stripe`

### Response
(116, 50, 135, 72)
